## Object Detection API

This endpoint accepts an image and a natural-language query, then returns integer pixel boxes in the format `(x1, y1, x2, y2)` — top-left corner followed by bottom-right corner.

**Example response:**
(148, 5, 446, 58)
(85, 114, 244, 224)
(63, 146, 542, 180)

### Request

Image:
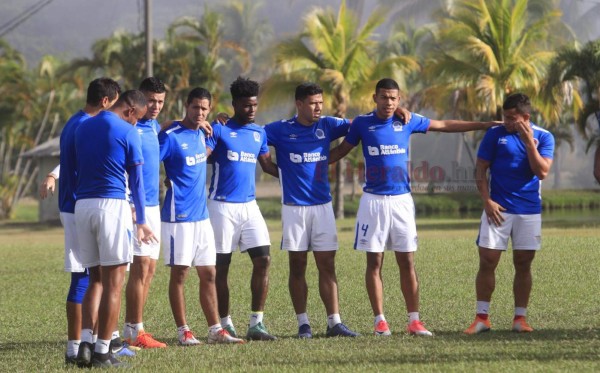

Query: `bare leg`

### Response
(250, 255, 270, 311)
(314, 251, 339, 316)
(288, 252, 308, 314)
(96, 264, 127, 341)
(394, 252, 418, 313)
(476, 247, 503, 302)
(196, 265, 220, 326)
(513, 250, 535, 308)
(125, 255, 156, 324)
(365, 252, 385, 316)
(168, 265, 189, 327)
(81, 266, 102, 332)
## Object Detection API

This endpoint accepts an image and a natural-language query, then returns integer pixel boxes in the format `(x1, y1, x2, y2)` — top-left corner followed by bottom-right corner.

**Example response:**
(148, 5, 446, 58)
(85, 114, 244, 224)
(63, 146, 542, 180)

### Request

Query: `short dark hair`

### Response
(375, 78, 400, 93)
(186, 87, 212, 105)
(116, 90, 147, 110)
(295, 82, 323, 101)
(138, 77, 166, 94)
(230, 76, 259, 100)
(86, 78, 121, 106)
(502, 93, 531, 115)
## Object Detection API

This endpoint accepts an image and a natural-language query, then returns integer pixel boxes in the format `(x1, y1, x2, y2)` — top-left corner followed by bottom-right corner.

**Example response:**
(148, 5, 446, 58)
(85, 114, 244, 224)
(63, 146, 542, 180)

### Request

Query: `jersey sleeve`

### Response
(205, 124, 219, 150)
(264, 122, 278, 147)
(344, 117, 362, 146)
(477, 129, 496, 161)
(408, 113, 431, 134)
(538, 131, 555, 159)
(328, 117, 351, 141)
(126, 128, 144, 166)
(158, 130, 170, 161)
(259, 128, 269, 155)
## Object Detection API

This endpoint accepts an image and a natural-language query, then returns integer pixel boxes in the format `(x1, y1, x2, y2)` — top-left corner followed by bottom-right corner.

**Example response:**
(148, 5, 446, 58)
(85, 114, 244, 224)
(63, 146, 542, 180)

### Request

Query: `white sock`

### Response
(209, 324, 222, 334)
(249, 311, 263, 328)
(66, 340, 80, 357)
(123, 323, 133, 339)
(220, 315, 233, 327)
(327, 314, 341, 328)
(477, 301, 491, 315)
(111, 330, 120, 340)
(408, 312, 420, 323)
(374, 314, 386, 326)
(94, 338, 110, 354)
(296, 313, 310, 327)
(177, 325, 190, 336)
(132, 323, 144, 339)
(92, 334, 98, 344)
(81, 329, 93, 344)
(514, 307, 527, 317)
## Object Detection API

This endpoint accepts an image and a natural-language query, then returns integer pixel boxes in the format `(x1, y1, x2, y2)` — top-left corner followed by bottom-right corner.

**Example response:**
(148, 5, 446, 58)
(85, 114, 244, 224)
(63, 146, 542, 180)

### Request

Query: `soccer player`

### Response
(262, 83, 365, 338)
(207, 77, 278, 341)
(122, 77, 167, 349)
(39, 78, 120, 364)
(329, 78, 495, 337)
(161, 87, 244, 346)
(464, 93, 554, 334)
(74, 90, 157, 368)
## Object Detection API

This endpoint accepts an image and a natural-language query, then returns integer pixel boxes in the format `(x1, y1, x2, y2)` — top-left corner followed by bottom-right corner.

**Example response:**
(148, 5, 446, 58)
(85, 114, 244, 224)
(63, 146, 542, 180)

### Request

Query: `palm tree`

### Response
(261, 0, 419, 218)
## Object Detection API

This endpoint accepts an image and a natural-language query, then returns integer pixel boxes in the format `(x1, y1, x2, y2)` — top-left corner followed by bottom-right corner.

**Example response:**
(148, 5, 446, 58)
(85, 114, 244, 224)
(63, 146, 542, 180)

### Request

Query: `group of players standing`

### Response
(40, 75, 554, 368)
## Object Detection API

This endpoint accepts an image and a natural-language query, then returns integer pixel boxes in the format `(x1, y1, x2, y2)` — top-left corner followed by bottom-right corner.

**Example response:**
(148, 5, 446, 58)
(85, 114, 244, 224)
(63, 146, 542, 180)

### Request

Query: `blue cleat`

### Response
(326, 323, 360, 337)
(297, 324, 313, 339)
(116, 346, 136, 357)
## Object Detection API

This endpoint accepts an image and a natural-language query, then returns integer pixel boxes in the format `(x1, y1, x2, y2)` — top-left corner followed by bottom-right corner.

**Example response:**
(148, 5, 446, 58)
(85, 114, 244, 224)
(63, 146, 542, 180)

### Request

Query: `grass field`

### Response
(1, 210, 600, 372)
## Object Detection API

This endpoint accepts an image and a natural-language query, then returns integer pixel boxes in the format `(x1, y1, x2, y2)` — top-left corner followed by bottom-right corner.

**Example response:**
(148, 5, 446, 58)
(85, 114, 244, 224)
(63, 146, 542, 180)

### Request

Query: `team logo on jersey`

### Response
(368, 146, 380, 156)
(137, 128, 143, 134)
(290, 153, 303, 163)
(230, 132, 238, 138)
(181, 143, 189, 150)
(315, 128, 325, 139)
(227, 150, 239, 161)
(498, 137, 508, 145)
(289, 134, 298, 140)
(392, 121, 404, 132)
(368, 125, 377, 132)
(253, 132, 261, 142)
(186, 153, 206, 166)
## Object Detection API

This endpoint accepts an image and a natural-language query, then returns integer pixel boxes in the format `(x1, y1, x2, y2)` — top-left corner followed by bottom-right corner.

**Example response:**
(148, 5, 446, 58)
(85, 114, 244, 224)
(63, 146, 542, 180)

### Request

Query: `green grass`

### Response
(1, 216, 600, 372)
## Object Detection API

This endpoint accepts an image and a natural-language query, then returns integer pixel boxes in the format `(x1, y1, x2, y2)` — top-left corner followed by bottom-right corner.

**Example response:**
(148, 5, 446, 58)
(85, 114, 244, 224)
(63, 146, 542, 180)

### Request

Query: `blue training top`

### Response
(136, 117, 161, 206)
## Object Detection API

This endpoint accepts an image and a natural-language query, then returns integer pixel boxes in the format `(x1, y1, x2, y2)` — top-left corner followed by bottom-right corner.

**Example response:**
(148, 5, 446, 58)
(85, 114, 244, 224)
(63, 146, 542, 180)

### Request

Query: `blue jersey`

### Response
(264, 116, 349, 205)
(477, 123, 555, 214)
(58, 110, 91, 213)
(74, 111, 143, 200)
(206, 119, 269, 203)
(159, 121, 209, 222)
(345, 111, 430, 195)
(136, 118, 160, 206)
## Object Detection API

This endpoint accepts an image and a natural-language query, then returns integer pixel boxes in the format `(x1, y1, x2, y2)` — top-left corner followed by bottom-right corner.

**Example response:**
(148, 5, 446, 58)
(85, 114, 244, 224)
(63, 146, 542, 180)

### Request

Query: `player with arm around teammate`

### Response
(39, 78, 120, 364)
(464, 93, 554, 334)
(74, 90, 157, 368)
(160, 87, 244, 346)
(329, 78, 496, 337)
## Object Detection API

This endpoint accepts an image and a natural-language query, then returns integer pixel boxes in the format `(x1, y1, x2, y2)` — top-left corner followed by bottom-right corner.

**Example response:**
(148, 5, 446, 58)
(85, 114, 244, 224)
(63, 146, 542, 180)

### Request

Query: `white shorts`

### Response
(134, 205, 161, 259)
(75, 198, 134, 267)
(162, 220, 216, 267)
(354, 192, 418, 253)
(60, 212, 85, 273)
(207, 199, 271, 254)
(281, 202, 338, 252)
(477, 212, 541, 250)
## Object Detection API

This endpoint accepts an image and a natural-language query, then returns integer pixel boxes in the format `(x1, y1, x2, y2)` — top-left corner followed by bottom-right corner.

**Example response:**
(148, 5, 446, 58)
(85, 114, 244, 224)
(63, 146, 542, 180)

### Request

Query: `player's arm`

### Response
(258, 153, 278, 178)
(594, 146, 600, 184)
(428, 119, 498, 133)
(329, 140, 356, 164)
(395, 107, 411, 124)
(475, 158, 505, 226)
(39, 164, 60, 199)
(127, 164, 158, 244)
(515, 121, 553, 180)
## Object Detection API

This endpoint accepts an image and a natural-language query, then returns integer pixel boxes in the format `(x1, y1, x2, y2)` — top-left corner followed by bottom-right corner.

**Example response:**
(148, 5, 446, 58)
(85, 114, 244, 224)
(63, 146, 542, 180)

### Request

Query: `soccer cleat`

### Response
(246, 322, 277, 341)
(326, 322, 360, 337)
(297, 324, 313, 339)
(116, 346, 136, 357)
(91, 352, 129, 368)
(178, 330, 201, 346)
(407, 320, 433, 336)
(110, 336, 124, 354)
(208, 329, 245, 344)
(64, 354, 77, 365)
(512, 318, 534, 333)
(76, 341, 93, 368)
(223, 324, 238, 338)
(464, 316, 492, 335)
(374, 320, 392, 336)
(132, 331, 167, 349)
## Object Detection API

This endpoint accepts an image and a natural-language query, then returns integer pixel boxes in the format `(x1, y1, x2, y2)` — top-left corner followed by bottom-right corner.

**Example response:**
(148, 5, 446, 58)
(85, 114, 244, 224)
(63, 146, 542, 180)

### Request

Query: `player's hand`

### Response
(394, 107, 411, 124)
(515, 120, 533, 143)
(484, 199, 506, 226)
(199, 120, 213, 137)
(215, 112, 229, 124)
(136, 223, 158, 245)
(39, 175, 56, 199)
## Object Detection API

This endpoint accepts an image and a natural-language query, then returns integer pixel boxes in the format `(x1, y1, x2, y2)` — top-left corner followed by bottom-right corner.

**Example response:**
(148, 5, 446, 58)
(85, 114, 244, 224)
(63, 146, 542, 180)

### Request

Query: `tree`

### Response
(260, 0, 418, 218)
